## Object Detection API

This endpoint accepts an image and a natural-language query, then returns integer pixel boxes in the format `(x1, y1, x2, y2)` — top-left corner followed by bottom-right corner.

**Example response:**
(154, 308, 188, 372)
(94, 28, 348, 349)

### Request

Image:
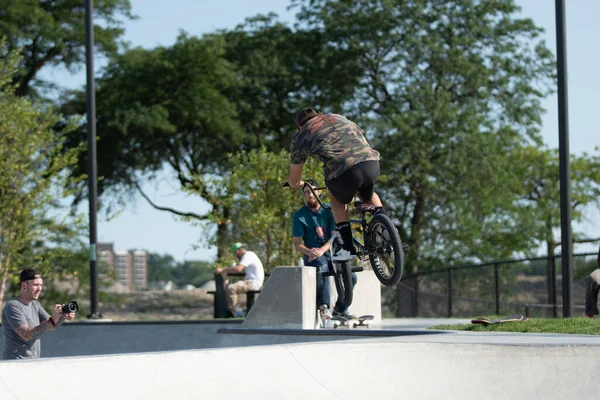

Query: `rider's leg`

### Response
(330, 193, 354, 253)
(333, 272, 357, 315)
(355, 161, 386, 215)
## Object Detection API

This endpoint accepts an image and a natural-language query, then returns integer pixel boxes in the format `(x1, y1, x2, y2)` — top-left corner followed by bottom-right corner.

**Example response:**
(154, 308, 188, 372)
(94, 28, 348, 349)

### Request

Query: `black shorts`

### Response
(326, 160, 380, 204)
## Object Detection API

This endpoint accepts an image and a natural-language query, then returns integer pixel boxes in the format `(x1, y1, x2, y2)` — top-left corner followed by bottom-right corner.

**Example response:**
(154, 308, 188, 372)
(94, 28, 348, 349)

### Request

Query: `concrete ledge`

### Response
(242, 266, 317, 329)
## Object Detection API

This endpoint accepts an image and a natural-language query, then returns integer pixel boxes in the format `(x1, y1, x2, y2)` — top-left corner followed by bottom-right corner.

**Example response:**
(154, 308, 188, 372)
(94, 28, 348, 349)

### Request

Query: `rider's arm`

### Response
(288, 164, 305, 188)
(293, 237, 312, 256)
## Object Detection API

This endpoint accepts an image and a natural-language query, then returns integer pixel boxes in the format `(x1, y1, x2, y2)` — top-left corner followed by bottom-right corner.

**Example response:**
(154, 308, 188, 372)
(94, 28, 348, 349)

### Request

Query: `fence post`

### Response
(551, 255, 558, 318)
(414, 277, 419, 317)
(447, 269, 453, 318)
(214, 273, 228, 318)
(494, 263, 500, 315)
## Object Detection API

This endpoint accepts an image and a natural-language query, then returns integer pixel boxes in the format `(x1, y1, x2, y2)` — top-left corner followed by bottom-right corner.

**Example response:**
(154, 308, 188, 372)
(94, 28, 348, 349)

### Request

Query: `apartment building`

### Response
(98, 243, 147, 291)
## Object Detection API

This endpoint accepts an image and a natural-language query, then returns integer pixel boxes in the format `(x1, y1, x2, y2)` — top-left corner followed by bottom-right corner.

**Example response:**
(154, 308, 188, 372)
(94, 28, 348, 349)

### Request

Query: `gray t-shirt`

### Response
(2, 298, 50, 359)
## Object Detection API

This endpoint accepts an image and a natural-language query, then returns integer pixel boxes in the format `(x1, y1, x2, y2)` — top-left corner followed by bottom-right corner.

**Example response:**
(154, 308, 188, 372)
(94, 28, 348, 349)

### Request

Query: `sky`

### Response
(39, 0, 600, 261)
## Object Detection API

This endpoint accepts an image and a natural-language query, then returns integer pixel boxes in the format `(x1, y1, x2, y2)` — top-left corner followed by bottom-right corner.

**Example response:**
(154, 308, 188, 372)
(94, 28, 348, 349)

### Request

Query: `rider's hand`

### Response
(289, 180, 304, 189)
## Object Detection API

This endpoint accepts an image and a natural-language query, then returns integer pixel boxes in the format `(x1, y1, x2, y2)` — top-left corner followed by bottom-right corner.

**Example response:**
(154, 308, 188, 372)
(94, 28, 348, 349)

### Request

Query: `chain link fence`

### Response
(390, 252, 597, 318)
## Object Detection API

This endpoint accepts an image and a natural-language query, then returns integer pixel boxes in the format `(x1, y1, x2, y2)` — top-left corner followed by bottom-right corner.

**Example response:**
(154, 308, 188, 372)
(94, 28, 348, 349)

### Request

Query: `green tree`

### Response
(219, 13, 359, 149)
(291, 0, 556, 272)
(512, 145, 600, 301)
(0, 0, 134, 97)
(61, 34, 245, 256)
(203, 148, 324, 270)
(0, 45, 85, 310)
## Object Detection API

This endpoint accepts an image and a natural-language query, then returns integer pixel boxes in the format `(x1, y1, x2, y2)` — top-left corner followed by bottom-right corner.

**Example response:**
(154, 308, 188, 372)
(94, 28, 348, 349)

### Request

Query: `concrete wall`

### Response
(0, 320, 364, 358)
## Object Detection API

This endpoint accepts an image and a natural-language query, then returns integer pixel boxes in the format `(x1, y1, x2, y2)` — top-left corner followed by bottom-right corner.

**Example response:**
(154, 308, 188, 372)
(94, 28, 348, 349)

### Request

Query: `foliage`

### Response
(0, 0, 134, 98)
(146, 252, 213, 288)
(290, 0, 557, 272)
(201, 147, 324, 270)
(0, 44, 85, 309)
(512, 145, 600, 251)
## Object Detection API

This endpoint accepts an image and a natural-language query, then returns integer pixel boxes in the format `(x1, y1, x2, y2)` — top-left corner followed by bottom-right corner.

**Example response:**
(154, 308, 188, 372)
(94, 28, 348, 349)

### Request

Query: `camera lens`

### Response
(62, 301, 79, 313)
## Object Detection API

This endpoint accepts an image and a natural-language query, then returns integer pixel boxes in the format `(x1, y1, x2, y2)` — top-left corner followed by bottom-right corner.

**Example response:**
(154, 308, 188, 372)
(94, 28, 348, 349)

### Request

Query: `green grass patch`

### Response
(430, 316, 600, 335)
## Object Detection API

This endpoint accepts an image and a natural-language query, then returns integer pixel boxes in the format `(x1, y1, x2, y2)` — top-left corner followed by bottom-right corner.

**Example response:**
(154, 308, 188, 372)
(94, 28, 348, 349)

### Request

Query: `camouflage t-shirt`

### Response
(290, 113, 380, 180)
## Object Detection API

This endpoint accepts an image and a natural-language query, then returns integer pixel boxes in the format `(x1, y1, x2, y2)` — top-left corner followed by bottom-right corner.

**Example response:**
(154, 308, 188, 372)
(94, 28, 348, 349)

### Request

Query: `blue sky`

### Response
(41, 0, 600, 261)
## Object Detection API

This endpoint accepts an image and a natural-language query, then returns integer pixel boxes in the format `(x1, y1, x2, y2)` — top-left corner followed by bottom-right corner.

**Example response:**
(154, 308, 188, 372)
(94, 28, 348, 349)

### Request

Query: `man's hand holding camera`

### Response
(50, 302, 77, 328)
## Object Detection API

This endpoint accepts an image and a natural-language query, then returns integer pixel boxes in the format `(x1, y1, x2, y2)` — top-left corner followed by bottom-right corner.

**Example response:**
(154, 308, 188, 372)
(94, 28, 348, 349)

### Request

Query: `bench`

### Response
(209, 272, 269, 318)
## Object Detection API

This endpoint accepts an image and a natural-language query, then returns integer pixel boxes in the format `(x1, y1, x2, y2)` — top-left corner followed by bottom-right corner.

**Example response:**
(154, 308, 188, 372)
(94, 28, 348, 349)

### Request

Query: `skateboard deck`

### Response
(331, 314, 374, 328)
(471, 314, 527, 325)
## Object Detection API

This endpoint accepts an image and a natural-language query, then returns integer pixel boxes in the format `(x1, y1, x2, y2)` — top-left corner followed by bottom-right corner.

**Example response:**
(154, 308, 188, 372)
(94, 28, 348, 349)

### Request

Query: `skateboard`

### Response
(471, 314, 528, 325)
(331, 314, 374, 328)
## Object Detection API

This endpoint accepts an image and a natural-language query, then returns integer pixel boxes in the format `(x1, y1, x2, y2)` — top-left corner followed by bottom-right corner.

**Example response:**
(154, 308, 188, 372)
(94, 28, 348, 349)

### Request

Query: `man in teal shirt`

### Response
(292, 180, 356, 321)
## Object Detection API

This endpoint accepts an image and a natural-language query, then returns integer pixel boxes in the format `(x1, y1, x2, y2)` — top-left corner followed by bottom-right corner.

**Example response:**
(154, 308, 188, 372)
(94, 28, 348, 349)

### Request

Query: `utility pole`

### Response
(554, 0, 572, 317)
(85, 0, 100, 318)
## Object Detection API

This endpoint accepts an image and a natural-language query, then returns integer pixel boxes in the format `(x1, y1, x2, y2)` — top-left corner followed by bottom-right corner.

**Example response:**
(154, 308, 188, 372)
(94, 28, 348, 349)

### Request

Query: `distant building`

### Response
(132, 251, 147, 290)
(98, 243, 147, 291)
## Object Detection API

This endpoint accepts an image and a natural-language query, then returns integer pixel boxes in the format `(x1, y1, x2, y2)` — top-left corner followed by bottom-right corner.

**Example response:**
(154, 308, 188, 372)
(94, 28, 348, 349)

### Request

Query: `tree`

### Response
(0, 0, 135, 98)
(512, 145, 600, 302)
(291, 0, 556, 272)
(218, 13, 359, 150)
(203, 147, 324, 270)
(0, 45, 85, 310)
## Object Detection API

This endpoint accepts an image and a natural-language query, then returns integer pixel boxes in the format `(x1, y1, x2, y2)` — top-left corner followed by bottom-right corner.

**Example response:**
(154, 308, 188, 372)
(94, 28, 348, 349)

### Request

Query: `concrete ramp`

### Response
(0, 341, 596, 400)
(243, 266, 382, 329)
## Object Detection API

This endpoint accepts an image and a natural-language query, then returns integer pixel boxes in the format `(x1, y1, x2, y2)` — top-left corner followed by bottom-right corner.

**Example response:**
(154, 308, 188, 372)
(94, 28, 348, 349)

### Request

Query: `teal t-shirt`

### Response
(292, 206, 336, 249)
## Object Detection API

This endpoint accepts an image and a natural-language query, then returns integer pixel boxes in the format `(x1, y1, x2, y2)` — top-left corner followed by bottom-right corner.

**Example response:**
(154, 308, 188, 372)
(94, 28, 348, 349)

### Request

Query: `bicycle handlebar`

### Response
(282, 181, 330, 209)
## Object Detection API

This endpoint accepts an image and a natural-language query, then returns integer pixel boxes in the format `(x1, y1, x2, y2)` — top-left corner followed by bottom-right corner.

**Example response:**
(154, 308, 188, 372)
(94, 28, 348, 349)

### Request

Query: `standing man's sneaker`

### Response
(319, 305, 332, 320)
(332, 249, 357, 261)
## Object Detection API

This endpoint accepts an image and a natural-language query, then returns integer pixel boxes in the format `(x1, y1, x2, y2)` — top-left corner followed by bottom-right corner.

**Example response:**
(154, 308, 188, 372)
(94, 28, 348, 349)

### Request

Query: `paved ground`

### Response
(2, 318, 599, 400)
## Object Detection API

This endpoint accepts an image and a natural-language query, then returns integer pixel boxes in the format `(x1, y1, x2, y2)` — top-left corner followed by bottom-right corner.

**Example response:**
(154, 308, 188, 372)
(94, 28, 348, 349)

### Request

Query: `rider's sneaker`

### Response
(332, 248, 357, 261)
(355, 202, 376, 214)
(333, 309, 357, 320)
(319, 305, 332, 320)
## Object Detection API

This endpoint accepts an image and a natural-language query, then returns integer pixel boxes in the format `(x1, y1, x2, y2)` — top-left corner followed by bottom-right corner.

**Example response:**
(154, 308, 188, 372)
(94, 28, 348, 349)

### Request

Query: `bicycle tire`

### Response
(330, 238, 354, 310)
(332, 260, 354, 310)
(366, 214, 404, 286)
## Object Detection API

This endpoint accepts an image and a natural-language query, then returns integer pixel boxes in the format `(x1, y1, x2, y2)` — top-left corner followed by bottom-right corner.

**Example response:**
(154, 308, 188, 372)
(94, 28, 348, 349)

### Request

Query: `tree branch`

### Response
(133, 181, 209, 221)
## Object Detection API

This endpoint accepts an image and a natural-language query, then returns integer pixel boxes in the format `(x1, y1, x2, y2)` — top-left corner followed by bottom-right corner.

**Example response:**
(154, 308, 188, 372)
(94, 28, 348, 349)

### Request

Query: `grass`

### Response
(430, 316, 600, 335)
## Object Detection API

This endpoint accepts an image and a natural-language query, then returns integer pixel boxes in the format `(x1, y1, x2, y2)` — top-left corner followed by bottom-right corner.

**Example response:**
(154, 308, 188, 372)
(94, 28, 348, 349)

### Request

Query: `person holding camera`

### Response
(2, 268, 76, 360)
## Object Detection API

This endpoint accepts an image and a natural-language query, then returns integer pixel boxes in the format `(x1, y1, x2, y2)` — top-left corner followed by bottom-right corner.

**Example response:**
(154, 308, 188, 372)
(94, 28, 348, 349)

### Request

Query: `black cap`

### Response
(19, 268, 41, 283)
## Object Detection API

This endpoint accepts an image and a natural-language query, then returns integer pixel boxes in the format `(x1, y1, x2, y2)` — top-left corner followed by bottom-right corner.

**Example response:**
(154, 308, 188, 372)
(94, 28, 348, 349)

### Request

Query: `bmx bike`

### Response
(283, 182, 404, 312)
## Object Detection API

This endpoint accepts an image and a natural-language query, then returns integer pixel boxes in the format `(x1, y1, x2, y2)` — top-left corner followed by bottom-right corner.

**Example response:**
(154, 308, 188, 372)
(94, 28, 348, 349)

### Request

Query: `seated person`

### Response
(584, 240, 600, 318)
(215, 243, 265, 317)
(292, 180, 357, 321)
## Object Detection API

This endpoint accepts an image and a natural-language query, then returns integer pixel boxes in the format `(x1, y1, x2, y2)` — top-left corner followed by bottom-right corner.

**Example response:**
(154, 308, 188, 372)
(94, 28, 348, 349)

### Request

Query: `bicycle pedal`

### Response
(351, 266, 364, 273)
(322, 271, 334, 277)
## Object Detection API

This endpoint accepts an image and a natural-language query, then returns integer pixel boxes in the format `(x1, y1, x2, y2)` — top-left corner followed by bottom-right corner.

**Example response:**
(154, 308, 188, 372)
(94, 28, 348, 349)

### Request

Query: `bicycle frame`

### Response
(298, 184, 379, 265)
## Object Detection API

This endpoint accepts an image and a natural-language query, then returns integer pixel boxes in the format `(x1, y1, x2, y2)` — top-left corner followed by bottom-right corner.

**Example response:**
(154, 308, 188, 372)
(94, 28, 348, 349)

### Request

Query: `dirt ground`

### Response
(92, 289, 224, 321)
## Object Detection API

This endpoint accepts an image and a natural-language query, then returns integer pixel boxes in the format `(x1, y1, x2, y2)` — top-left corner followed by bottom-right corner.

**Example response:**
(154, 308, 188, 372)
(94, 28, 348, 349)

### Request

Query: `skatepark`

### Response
(1, 267, 599, 400)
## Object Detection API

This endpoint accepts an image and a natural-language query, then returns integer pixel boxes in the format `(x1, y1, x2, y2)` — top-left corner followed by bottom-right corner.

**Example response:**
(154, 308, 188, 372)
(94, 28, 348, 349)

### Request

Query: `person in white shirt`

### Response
(215, 243, 265, 317)
(584, 241, 600, 318)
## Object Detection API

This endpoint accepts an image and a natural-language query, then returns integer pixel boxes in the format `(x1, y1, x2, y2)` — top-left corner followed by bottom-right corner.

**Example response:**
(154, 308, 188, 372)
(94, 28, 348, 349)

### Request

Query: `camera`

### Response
(61, 301, 79, 314)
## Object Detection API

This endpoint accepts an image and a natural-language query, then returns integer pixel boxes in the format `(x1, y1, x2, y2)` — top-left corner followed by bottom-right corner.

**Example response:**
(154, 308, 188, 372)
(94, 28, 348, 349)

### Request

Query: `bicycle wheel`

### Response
(366, 214, 404, 286)
(330, 238, 354, 310)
